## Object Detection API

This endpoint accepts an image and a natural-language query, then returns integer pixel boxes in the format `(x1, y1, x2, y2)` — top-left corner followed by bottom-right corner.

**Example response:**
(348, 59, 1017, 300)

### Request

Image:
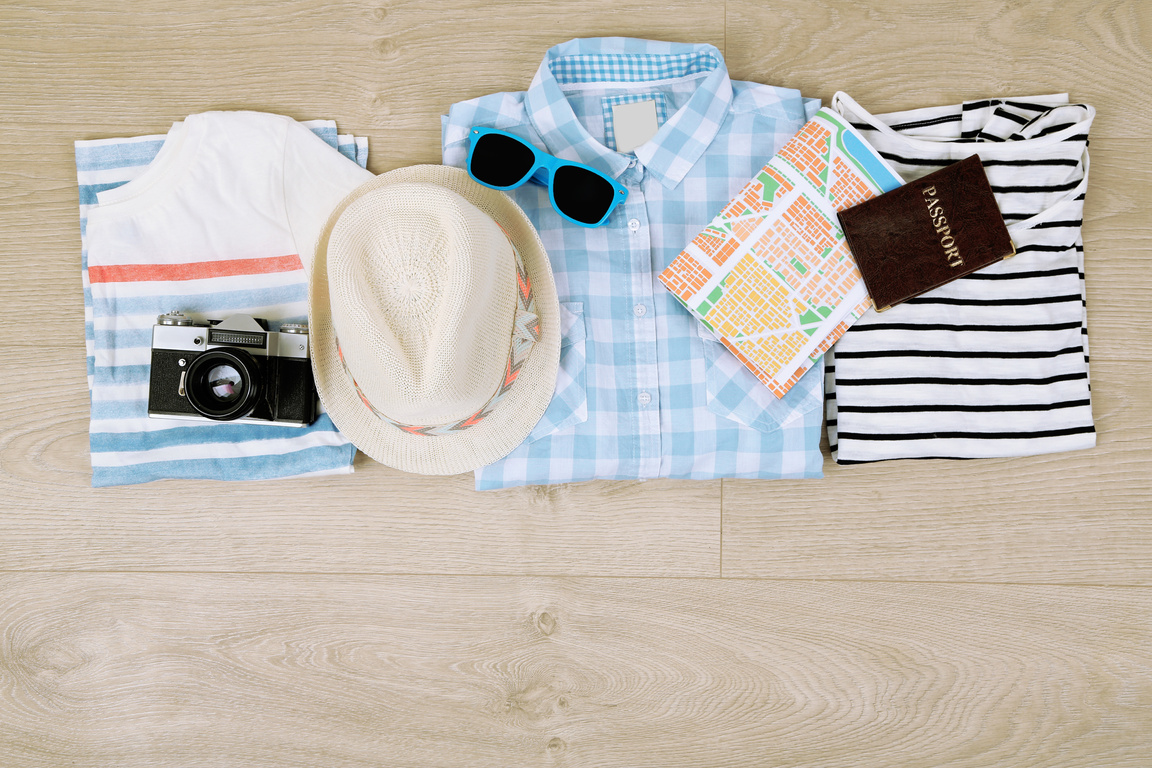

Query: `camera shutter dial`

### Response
(157, 310, 195, 326)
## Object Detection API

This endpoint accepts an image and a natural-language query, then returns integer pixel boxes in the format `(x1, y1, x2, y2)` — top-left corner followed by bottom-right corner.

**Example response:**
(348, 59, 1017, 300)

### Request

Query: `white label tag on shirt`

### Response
(612, 100, 659, 153)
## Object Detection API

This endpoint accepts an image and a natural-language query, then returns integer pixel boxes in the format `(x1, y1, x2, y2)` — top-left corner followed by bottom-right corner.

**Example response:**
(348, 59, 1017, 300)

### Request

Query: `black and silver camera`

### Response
(147, 311, 318, 427)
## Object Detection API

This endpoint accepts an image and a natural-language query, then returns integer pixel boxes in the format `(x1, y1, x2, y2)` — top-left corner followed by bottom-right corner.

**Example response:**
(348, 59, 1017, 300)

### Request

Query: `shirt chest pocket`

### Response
(526, 302, 589, 441)
(696, 324, 824, 433)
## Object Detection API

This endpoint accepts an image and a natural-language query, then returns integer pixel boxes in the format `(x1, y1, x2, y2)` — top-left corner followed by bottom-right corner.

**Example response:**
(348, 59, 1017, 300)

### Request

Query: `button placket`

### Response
(621, 175, 660, 479)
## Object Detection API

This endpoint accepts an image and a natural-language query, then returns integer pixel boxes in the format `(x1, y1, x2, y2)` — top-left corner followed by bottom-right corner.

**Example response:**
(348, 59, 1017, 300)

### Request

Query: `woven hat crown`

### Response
(327, 182, 517, 426)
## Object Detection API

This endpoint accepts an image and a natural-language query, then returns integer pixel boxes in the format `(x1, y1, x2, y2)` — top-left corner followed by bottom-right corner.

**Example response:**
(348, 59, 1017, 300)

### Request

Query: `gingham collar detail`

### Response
(524, 38, 734, 190)
(335, 232, 540, 436)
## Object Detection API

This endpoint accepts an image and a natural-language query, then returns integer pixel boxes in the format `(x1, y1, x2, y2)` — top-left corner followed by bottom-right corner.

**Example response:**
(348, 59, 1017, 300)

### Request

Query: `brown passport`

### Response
(837, 154, 1015, 311)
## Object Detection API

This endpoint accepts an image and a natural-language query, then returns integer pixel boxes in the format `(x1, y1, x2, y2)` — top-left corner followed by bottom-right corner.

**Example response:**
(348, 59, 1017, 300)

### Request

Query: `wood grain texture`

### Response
(1, 574, 1150, 768)
(2, 347, 1144, 580)
(718, 0, 1152, 586)
(0, 0, 727, 578)
(723, 358, 1152, 584)
(1, 0, 1151, 764)
(725, 0, 1151, 138)
(0, 345, 720, 575)
(0, 0, 725, 347)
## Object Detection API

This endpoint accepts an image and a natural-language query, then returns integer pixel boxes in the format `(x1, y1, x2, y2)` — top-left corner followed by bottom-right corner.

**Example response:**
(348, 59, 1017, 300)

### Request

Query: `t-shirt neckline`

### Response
(94, 113, 205, 211)
(831, 92, 1092, 234)
(831, 91, 1090, 153)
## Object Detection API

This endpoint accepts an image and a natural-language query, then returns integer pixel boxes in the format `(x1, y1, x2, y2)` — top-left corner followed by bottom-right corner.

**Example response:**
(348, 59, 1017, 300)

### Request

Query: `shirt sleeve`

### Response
(282, 117, 374, 278)
(442, 109, 470, 168)
(442, 92, 529, 168)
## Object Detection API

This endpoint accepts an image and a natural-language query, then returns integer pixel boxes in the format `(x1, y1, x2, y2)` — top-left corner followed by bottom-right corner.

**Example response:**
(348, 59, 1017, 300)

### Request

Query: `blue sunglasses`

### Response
(467, 126, 628, 228)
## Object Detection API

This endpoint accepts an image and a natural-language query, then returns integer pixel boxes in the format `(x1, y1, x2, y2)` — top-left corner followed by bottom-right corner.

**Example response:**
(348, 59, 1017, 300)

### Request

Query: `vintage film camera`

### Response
(147, 311, 318, 427)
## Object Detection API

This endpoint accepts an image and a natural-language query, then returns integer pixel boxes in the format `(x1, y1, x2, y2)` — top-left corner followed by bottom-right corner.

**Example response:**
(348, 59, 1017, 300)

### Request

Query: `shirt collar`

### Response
(524, 38, 734, 189)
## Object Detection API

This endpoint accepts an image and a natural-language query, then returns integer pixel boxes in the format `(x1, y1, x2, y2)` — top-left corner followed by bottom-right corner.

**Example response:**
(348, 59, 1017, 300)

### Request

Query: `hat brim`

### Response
(309, 165, 560, 475)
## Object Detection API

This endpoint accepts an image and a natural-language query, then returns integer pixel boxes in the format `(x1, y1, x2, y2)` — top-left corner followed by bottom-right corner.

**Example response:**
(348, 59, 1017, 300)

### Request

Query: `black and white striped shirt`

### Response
(827, 92, 1095, 462)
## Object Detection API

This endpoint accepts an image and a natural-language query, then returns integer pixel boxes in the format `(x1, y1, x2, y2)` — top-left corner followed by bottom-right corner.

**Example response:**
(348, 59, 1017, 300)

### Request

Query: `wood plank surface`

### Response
(0, 0, 725, 347)
(719, 0, 1152, 586)
(2, 344, 1147, 580)
(2, 574, 1150, 768)
(0, 345, 721, 576)
(0, 0, 727, 578)
(1, 0, 1150, 765)
(722, 357, 1152, 584)
(725, 0, 1151, 137)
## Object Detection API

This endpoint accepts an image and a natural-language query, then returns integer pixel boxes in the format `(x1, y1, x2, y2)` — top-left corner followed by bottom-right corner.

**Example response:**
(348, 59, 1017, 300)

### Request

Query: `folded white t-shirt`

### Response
(80, 111, 373, 486)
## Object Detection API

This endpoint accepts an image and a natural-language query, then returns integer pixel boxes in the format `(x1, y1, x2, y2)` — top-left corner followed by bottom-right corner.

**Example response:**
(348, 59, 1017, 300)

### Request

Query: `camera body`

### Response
(147, 311, 318, 427)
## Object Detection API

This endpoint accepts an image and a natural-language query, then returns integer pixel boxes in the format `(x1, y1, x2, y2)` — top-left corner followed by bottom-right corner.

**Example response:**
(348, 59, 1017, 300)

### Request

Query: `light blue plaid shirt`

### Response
(443, 38, 825, 489)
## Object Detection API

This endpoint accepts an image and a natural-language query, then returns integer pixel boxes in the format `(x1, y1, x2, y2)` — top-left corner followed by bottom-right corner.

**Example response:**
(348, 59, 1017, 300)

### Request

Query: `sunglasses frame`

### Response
(467, 126, 629, 228)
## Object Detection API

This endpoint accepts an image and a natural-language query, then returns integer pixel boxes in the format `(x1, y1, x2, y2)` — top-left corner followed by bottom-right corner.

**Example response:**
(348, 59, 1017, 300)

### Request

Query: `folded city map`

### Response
(660, 108, 903, 397)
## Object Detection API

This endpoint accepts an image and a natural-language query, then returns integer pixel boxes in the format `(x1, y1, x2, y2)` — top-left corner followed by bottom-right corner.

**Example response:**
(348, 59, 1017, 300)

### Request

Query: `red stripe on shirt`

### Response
(89, 254, 303, 283)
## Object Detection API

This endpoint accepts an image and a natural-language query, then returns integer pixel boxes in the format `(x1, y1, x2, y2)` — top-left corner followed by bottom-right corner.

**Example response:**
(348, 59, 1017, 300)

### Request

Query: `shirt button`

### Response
(628, 218, 641, 232)
(637, 391, 652, 406)
(633, 303, 647, 317)
(627, 158, 637, 168)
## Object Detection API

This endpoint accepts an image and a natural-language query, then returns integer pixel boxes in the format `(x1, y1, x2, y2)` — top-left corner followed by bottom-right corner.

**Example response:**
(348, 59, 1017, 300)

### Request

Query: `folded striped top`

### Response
(78, 111, 374, 486)
(826, 92, 1096, 463)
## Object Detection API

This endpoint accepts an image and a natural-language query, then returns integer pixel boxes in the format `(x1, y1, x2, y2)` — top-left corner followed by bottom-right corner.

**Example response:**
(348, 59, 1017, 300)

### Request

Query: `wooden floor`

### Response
(2, 1, 1150, 765)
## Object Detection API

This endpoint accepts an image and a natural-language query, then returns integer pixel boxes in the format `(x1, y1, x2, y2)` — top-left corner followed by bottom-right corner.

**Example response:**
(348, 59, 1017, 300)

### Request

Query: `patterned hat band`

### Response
(335, 231, 541, 436)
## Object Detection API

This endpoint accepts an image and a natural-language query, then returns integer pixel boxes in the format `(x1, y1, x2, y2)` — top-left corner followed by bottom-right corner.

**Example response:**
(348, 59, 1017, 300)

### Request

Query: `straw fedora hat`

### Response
(309, 165, 560, 475)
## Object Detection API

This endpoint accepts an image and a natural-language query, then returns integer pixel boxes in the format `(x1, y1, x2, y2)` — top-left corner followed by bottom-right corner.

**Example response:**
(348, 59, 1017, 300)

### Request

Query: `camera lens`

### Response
(206, 364, 244, 403)
(185, 349, 261, 420)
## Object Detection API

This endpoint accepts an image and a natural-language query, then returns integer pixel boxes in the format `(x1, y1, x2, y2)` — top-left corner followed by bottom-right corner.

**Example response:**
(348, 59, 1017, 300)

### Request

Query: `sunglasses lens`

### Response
(552, 165, 616, 225)
(470, 133, 536, 188)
